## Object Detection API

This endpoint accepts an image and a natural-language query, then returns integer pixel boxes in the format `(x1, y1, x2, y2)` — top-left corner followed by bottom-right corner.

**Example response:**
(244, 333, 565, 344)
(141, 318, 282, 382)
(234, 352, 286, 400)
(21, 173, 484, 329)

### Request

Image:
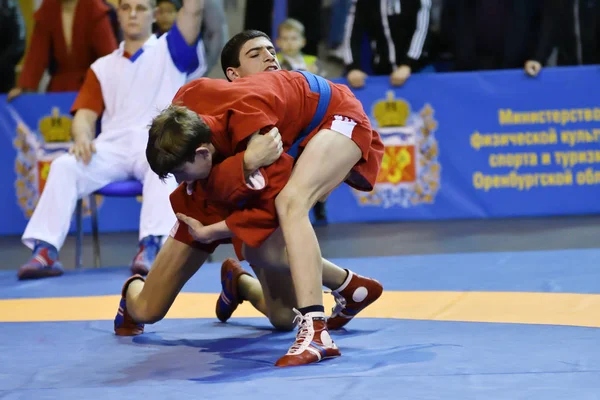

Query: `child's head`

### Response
(155, 0, 180, 34)
(276, 18, 306, 56)
(147, 104, 214, 182)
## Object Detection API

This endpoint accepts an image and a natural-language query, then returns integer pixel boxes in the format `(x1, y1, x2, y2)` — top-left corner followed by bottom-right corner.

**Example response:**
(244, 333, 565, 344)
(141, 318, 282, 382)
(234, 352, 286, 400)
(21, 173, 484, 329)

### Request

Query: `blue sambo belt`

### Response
(286, 70, 332, 159)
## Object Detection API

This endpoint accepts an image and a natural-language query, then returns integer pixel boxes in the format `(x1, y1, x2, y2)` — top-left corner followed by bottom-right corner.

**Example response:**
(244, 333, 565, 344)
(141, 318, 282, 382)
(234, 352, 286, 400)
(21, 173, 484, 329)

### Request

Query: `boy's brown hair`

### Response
(146, 104, 212, 179)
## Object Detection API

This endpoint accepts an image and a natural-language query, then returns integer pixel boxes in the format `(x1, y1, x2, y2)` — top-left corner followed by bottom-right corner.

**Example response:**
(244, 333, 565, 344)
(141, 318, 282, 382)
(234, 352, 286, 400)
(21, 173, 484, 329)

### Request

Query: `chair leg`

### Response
(75, 199, 83, 269)
(90, 194, 101, 268)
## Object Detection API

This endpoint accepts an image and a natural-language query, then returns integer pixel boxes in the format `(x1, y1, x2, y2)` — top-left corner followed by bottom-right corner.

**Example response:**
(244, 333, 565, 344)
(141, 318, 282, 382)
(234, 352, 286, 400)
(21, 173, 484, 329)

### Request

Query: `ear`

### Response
(276, 37, 283, 49)
(300, 37, 306, 48)
(226, 67, 240, 81)
(195, 146, 210, 158)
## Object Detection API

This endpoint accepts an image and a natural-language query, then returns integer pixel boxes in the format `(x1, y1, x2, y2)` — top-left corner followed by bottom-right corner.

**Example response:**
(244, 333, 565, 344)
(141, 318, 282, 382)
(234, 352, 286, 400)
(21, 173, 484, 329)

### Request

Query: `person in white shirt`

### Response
(17, 0, 206, 280)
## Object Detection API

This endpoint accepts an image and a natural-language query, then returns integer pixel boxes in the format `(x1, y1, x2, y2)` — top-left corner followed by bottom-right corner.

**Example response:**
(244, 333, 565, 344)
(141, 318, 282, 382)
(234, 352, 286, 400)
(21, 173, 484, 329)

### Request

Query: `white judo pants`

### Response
(22, 139, 178, 251)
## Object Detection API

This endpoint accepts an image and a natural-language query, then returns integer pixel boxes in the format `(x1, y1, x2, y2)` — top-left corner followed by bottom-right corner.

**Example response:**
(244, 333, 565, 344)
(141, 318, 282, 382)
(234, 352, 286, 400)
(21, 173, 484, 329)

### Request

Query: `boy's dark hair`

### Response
(157, 0, 181, 9)
(220, 30, 272, 81)
(146, 104, 212, 179)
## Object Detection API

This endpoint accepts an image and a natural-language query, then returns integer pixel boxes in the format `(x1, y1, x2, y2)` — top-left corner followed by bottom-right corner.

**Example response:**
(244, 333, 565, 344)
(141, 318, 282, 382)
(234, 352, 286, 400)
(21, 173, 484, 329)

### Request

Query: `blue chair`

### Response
(75, 180, 143, 268)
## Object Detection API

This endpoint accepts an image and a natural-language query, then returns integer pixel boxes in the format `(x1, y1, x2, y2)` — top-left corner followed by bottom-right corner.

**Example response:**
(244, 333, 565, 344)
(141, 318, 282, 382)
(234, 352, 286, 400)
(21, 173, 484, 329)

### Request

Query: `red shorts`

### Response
(299, 81, 384, 192)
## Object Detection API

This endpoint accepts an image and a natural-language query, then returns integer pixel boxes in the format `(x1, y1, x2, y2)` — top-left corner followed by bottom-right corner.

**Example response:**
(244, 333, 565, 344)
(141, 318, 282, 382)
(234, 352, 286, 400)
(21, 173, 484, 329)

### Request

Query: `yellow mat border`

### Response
(1, 291, 599, 328)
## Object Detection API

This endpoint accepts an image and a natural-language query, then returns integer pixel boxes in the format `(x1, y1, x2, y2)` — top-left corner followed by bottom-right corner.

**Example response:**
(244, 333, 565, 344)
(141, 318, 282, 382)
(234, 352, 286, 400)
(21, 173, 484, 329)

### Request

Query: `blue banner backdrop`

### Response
(326, 65, 600, 223)
(0, 93, 141, 235)
(0, 66, 599, 235)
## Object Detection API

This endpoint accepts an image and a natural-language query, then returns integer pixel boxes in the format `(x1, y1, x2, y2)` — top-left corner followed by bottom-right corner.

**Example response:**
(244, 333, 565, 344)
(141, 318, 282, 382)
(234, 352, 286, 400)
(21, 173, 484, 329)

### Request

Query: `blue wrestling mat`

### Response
(1, 250, 600, 399)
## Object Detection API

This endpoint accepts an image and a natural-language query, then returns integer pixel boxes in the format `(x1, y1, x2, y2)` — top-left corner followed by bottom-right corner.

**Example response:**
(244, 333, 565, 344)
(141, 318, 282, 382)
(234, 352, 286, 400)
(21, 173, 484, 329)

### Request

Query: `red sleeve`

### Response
(173, 78, 281, 153)
(227, 96, 280, 151)
(169, 184, 233, 251)
(71, 69, 104, 115)
(229, 108, 279, 150)
(223, 155, 294, 248)
(18, 22, 51, 90)
(204, 152, 269, 204)
(92, 14, 118, 58)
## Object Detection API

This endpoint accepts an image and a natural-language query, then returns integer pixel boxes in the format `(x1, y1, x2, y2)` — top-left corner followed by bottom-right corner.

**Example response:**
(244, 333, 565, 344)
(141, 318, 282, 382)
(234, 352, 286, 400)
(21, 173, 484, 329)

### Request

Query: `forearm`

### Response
(182, 0, 204, 15)
(242, 128, 283, 178)
(202, 0, 227, 71)
(207, 220, 233, 241)
(177, 0, 204, 44)
(243, 151, 260, 179)
(71, 109, 98, 142)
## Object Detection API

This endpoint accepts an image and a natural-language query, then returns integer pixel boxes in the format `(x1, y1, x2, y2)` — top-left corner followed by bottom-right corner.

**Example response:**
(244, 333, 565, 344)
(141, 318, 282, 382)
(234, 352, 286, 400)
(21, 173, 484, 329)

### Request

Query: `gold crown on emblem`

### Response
(38, 107, 72, 143)
(372, 91, 410, 127)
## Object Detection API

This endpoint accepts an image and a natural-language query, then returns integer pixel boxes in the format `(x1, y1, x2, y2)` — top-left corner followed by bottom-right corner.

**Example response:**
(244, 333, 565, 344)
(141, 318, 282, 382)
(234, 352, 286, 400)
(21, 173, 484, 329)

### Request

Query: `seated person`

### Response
(17, 0, 206, 280)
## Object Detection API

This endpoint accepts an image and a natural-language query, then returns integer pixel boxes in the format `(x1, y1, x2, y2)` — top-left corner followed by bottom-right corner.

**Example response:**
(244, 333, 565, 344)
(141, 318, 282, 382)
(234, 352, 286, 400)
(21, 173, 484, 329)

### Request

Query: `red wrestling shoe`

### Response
(215, 258, 251, 322)
(275, 309, 341, 367)
(114, 274, 145, 336)
(327, 270, 383, 330)
(17, 243, 63, 280)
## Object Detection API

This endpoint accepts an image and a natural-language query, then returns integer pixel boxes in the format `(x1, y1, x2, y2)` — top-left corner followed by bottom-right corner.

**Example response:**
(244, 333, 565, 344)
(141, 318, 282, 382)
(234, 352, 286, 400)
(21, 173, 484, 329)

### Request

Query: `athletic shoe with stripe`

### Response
(17, 242, 64, 280)
(275, 309, 341, 367)
(215, 258, 251, 322)
(114, 274, 145, 336)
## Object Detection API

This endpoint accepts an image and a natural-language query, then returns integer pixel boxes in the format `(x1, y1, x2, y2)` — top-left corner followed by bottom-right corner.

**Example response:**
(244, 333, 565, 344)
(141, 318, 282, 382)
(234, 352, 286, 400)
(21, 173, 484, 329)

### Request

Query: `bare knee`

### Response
(128, 298, 167, 324)
(268, 308, 297, 331)
(139, 311, 165, 325)
(275, 187, 312, 221)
